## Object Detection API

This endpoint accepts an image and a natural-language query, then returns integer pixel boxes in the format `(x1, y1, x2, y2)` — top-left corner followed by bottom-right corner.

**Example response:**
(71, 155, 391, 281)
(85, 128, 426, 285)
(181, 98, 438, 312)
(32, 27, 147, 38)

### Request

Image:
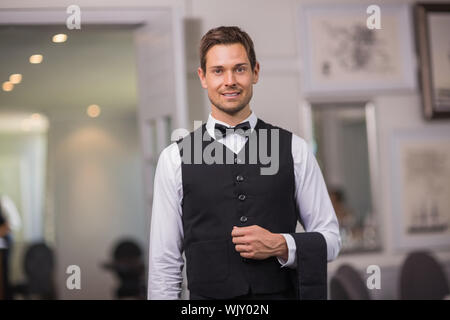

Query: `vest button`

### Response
(240, 216, 248, 223)
(236, 175, 244, 182)
(238, 194, 246, 201)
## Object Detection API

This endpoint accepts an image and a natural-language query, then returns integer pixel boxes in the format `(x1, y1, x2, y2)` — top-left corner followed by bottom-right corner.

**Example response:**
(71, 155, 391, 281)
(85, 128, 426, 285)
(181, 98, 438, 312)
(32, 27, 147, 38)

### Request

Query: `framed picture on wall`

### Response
(297, 4, 416, 97)
(391, 128, 450, 250)
(415, 3, 450, 119)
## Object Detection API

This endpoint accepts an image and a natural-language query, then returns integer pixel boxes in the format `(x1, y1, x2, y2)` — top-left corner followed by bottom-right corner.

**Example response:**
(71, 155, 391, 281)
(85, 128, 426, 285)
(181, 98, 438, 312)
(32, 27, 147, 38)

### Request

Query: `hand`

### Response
(231, 225, 288, 260)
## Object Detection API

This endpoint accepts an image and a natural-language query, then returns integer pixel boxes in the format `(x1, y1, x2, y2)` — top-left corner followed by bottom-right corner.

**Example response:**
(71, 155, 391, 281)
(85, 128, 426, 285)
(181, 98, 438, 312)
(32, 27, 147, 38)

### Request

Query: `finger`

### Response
(232, 236, 248, 244)
(239, 251, 255, 259)
(231, 226, 244, 237)
(231, 226, 252, 237)
(234, 244, 251, 252)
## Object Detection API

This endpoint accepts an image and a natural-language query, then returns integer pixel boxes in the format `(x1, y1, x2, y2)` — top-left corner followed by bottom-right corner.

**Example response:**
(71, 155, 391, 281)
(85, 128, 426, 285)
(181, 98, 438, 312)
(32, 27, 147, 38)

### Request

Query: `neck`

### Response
(211, 105, 252, 126)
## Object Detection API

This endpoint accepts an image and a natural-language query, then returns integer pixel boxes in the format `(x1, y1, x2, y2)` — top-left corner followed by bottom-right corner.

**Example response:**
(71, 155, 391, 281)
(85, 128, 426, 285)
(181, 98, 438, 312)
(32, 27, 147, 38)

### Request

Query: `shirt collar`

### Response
(206, 111, 258, 139)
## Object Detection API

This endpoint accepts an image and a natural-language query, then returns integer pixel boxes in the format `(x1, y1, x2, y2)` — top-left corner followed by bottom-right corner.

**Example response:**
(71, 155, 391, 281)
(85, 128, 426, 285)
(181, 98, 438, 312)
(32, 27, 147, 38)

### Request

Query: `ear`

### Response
(252, 61, 260, 84)
(197, 67, 208, 89)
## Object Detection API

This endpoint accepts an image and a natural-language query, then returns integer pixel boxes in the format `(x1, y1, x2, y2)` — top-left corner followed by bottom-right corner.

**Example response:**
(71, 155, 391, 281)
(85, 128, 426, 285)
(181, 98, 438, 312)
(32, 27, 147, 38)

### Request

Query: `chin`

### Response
(210, 96, 251, 116)
(215, 104, 247, 115)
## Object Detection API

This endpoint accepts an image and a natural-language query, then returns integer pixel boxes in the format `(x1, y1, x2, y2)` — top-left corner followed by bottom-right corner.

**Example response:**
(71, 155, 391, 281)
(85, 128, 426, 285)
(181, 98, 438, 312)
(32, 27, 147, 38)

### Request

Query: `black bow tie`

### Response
(214, 121, 251, 139)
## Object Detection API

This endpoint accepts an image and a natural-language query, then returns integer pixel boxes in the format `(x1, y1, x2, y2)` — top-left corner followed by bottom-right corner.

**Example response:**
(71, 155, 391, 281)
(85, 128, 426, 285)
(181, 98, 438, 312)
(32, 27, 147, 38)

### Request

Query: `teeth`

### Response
(224, 93, 239, 96)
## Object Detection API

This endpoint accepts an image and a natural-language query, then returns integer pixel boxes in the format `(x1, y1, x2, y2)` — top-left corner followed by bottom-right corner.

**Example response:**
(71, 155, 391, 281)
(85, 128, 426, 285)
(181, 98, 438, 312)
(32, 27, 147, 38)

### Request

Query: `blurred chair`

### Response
(330, 264, 371, 300)
(13, 242, 56, 299)
(102, 239, 145, 299)
(399, 251, 449, 300)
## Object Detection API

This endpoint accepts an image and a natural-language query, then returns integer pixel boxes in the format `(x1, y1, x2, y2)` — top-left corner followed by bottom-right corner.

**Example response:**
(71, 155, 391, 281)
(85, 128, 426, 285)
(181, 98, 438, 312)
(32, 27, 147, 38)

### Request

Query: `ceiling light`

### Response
(31, 113, 42, 121)
(29, 54, 43, 64)
(9, 74, 22, 84)
(2, 81, 14, 92)
(52, 33, 67, 43)
(87, 104, 101, 118)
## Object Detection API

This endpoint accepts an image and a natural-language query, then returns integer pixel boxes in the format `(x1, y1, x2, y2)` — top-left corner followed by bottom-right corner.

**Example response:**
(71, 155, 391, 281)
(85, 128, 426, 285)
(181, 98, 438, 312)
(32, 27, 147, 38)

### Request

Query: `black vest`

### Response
(177, 118, 299, 299)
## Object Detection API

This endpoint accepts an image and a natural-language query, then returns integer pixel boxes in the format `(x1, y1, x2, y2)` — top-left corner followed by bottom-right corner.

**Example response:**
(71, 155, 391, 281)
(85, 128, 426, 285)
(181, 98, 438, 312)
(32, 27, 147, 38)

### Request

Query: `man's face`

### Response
(198, 43, 259, 115)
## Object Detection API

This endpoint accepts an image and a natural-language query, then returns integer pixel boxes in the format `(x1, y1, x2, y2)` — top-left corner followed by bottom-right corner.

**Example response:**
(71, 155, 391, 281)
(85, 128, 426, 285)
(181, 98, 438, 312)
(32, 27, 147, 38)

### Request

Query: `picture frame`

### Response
(391, 128, 450, 250)
(297, 4, 416, 97)
(415, 3, 450, 119)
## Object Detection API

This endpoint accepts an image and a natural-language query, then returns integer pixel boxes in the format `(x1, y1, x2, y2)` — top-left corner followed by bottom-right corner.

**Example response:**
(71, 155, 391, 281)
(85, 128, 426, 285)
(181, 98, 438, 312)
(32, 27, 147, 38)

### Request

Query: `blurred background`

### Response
(0, 0, 449, 300)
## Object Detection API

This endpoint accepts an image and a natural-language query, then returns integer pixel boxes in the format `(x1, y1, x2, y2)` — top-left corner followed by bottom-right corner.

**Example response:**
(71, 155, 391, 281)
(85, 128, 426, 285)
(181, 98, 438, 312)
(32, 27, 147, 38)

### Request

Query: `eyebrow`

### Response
(208, 63, 249, 69)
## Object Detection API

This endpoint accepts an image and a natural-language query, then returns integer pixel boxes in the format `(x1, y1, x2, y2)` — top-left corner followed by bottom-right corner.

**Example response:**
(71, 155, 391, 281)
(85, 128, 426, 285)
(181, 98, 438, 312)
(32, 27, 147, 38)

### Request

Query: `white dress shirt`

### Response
(148, 111, 341, 299)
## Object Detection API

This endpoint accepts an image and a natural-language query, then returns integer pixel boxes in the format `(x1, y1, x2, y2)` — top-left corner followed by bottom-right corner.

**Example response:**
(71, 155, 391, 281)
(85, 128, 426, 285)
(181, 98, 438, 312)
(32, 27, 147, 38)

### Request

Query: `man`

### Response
(148, 26, 341, 300)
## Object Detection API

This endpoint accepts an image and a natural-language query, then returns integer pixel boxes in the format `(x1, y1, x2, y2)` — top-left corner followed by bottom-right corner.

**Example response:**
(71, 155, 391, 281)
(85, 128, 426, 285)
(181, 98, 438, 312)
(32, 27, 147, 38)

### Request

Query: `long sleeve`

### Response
(147, 143, 185, 300)
(288, 134, 342, 299)
(292, 134, 341, 262)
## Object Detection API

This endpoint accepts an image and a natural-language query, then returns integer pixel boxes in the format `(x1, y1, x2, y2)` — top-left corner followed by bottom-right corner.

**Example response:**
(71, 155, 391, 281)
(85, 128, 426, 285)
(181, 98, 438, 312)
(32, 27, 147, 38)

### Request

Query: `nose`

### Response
(224, 70, 236, 86)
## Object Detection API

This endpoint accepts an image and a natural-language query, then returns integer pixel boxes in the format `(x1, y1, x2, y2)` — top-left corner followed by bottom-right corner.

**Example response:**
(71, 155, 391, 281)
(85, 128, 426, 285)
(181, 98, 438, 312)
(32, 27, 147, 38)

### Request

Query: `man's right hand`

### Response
(231, 225, 288, 261)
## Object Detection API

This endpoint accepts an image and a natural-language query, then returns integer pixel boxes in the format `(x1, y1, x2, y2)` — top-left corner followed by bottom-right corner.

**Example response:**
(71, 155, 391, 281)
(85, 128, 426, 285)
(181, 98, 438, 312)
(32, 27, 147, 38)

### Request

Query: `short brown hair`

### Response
(199, 26, 257, 73)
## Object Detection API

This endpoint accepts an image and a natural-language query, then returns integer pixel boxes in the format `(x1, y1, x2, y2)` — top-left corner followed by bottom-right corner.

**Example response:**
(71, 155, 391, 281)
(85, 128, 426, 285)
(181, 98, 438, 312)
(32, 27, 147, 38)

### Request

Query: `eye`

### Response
(213, 69, 222, 75)
(236, 66, 246, 73)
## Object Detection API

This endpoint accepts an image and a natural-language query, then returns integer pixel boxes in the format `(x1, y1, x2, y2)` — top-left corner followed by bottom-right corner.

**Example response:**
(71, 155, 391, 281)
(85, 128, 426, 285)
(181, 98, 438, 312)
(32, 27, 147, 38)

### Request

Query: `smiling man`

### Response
(199, 42, 257, 124)
(148, 26, 341, 300)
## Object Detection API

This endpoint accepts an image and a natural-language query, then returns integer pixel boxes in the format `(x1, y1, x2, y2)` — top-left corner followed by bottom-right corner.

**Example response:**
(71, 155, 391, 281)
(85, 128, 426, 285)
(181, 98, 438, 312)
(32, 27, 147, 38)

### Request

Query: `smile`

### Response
(222, 92, 241, 97)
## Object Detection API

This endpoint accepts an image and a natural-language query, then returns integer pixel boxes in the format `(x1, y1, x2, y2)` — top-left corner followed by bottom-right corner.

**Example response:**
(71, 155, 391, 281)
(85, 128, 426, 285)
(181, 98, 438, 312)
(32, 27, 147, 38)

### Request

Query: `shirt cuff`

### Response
(276, 233, 297, 269)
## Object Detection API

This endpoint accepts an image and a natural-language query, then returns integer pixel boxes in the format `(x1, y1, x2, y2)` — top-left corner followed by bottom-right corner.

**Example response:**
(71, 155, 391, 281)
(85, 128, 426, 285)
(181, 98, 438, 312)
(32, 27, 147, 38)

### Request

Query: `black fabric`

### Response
(177, 118, 328, 300)
(290, 232, 328, 300)
(214, 121, 251, 139)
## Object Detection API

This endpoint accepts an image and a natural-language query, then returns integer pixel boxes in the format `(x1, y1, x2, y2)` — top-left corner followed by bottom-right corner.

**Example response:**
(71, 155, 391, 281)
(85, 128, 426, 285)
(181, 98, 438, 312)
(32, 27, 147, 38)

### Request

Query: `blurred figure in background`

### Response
(103, 239, 146, 299)
(0, 194, 21, 300)
(329, 188, 361, 251)
(329, 188, 354, 229)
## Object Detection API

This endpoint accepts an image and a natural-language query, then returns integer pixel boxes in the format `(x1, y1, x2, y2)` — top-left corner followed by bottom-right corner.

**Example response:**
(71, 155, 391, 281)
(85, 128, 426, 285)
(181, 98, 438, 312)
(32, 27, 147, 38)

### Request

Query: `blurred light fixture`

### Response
(87, 104, 101, 118)
(9, 73, 22, 84)
(2, 81, 14, 92)
(31, 113, 42, 121)
(29, 54, 43, 64)
(52, 33, 67, 43)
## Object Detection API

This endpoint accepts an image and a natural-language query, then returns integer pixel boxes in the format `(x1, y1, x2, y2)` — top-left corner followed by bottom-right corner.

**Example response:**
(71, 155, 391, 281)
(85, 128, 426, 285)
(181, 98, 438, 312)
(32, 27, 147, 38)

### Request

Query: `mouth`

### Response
(222, 91, 241, 99)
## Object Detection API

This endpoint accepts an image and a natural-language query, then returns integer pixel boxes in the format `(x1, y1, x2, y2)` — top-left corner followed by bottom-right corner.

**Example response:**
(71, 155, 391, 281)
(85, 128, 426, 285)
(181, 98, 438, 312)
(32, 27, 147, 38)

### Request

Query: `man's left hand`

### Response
(231, 225, 288, 260)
